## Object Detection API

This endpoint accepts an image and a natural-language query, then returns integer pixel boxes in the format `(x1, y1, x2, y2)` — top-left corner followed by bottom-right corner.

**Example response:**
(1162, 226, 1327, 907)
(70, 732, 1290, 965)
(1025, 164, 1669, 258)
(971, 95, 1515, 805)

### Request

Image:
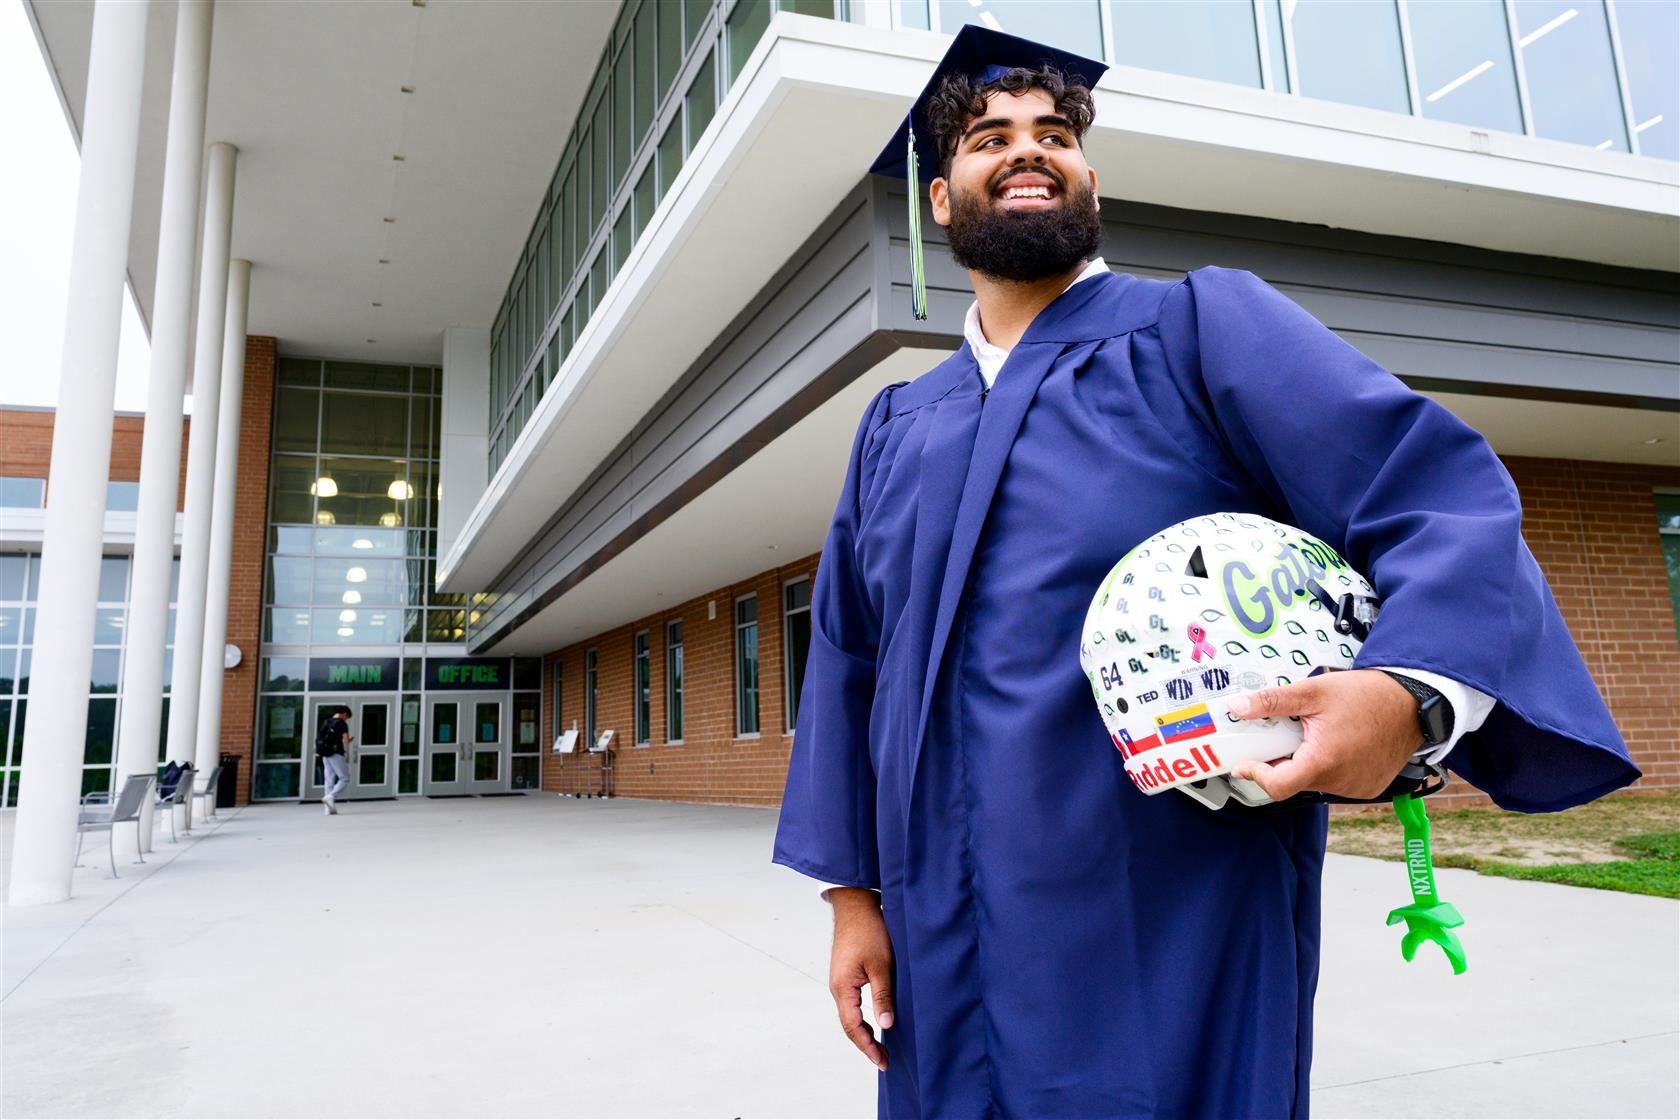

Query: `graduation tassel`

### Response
(906, 124, 929, 321)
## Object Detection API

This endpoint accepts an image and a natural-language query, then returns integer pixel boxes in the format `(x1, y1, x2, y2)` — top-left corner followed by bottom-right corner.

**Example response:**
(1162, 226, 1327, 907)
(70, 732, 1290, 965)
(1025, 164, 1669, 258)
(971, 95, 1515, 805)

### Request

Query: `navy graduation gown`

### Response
(773, 267, 1638, 1119)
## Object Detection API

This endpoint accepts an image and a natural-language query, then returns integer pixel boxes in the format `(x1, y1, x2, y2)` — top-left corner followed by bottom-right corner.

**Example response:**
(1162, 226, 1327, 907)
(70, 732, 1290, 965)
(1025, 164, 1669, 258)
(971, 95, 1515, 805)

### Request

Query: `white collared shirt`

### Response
(963, 256, 1112, 388)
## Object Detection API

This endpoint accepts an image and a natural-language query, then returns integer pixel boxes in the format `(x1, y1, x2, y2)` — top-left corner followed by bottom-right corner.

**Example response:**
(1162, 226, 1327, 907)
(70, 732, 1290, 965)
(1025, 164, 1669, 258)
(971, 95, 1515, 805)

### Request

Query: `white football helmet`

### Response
(1079, 512, 1382, 810)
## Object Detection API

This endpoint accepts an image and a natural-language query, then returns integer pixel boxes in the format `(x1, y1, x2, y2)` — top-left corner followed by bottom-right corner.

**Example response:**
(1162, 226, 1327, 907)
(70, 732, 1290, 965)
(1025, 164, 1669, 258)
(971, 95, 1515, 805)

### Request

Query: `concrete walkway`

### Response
(2, 797, 1674, 1118)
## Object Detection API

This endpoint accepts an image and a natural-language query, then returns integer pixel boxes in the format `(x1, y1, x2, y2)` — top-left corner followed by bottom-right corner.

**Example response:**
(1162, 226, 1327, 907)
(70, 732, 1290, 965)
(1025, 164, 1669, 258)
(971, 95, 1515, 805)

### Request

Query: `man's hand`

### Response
(1227, 669, 1421, 801)
(827, 887, 895, 1072)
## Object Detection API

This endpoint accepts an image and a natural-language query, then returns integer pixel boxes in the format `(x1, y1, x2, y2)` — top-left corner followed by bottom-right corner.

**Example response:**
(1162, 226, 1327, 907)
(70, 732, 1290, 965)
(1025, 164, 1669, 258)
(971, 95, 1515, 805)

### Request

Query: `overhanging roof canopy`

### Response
(28, 0, 621, 366)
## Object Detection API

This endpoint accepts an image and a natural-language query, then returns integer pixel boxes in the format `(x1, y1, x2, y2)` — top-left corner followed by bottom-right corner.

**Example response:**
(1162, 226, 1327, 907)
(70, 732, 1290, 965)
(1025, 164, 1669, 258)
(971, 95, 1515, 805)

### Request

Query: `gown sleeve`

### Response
(771, 385, 898, 886)
(1156, 266, 1639, 813)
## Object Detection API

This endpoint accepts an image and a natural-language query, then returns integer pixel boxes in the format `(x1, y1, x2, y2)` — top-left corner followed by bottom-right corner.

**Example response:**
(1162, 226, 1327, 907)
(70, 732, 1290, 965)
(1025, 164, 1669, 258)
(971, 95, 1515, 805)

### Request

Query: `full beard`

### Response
(945, 176, 1103, 283)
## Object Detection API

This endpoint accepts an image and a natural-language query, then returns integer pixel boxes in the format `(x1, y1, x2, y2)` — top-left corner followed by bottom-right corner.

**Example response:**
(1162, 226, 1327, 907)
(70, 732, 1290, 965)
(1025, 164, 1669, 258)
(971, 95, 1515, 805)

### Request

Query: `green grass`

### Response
(1475, 857, 1678, 899)
(1327, 793, 1680, 899)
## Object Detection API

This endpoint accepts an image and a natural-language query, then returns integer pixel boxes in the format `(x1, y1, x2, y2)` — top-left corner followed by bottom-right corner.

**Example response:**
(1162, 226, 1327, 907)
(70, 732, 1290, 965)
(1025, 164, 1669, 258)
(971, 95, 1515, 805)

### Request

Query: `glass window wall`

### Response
(1111, 2, 1261, 88)
(0, 552, 179, 805)
(1514, 0, 1630, 151)
(1409, 0, 1523, 132)
(485, 0, 845, 477)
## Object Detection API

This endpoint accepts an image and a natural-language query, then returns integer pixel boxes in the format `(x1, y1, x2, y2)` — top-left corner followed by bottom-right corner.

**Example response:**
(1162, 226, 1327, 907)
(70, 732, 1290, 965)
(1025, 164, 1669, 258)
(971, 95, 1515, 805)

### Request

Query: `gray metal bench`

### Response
(75, 774, 155, 878)
(189, 764, 224, 820)
(155, 767, 196, 842)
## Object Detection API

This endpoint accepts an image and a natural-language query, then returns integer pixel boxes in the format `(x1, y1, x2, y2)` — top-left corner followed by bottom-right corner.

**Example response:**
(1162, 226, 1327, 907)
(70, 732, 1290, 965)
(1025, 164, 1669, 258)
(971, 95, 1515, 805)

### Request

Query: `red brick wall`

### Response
(0, 408, 190, 506)
(546, 457, 1679, 809)
(543, 554, 820, 805)
(214, 337, 278, 805)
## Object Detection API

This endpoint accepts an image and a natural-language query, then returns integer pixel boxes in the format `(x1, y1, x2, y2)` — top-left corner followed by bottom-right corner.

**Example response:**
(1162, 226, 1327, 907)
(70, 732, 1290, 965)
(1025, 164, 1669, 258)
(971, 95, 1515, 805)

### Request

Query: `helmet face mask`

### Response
(1080, 513, 1379, 809)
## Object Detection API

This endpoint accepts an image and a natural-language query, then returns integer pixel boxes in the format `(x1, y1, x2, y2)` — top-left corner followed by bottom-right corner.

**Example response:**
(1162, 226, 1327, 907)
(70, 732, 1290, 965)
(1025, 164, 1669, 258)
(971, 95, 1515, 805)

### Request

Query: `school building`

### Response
(5, 0, 1677, 901)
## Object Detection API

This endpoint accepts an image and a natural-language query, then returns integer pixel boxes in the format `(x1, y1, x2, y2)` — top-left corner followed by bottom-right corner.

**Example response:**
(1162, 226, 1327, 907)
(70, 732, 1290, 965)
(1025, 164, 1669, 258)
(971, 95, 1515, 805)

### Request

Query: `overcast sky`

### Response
(0, 1, 157, 413)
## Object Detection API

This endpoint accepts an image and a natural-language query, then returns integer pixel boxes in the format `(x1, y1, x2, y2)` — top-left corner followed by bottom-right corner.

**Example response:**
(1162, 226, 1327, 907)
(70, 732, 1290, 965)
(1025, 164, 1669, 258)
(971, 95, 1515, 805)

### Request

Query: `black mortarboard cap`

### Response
(870, 25, 1107, 319)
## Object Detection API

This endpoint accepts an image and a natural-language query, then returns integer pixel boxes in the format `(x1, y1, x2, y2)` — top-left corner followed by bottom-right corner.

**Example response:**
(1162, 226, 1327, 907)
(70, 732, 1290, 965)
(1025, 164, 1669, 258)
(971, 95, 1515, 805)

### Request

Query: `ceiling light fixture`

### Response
(387, 480, 414, 500)
(400, 85, 416, 94)
(342, 590, 362, 604)
(352, 538, 373, 550)
(382, 217, 397, 224)
(340, 609, 358, 623)
(311, 476, 338, 497)
(378, 258, 391, 265)
(371, 302, 383, 308)
(378, 512, 400, 528)
(367, 339, 378, 344)
(1644, 437, 1666, 445)
(337, 627, 355, 638)
(392, 154, 406, 162)
(316, 511, 336, 526)
(346, 566, 368, 584)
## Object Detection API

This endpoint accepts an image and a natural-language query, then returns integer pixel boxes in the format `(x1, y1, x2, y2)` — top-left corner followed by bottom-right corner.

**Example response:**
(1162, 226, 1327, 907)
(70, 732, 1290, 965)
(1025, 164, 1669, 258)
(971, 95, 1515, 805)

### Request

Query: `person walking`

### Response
(316, 705, 352, 815)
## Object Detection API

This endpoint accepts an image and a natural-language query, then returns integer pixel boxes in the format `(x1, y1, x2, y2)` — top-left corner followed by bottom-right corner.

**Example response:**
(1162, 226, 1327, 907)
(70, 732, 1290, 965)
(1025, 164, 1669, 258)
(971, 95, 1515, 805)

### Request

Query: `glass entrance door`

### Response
(465, 697, 507, 795)
(306, 695, 396, 801)
(423, 698, 466, 795)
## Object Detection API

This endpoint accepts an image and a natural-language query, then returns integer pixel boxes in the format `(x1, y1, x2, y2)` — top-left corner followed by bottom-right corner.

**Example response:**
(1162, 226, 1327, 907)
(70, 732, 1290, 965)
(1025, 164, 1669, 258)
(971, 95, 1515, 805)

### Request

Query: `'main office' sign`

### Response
(308, 657, 400, 692)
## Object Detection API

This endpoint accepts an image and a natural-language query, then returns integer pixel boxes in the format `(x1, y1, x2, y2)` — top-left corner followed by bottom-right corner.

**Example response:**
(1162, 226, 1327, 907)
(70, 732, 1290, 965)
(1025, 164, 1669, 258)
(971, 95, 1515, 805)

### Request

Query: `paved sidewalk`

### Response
(2, 797, 1675, 1118)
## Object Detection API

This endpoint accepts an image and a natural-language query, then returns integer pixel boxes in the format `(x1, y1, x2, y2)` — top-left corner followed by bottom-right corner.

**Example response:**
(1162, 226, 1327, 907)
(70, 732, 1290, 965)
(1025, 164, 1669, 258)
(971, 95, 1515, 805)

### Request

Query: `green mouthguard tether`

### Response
(906, 124, 929, 322)
(1386, 791, 1468, 974)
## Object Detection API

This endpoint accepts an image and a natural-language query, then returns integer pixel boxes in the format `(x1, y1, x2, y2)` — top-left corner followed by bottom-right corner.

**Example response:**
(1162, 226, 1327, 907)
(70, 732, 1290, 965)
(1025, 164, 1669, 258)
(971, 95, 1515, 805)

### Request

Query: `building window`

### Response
(585, 647, 599, 748)
(105, 481, 141, 512)
(0, 477, 45, 509)
(666, 619, 684, 743)
(1512, 0, 1631, 152)
(783, 577, 811, 732)
(735, 595, 759, 736)
(1659, 492, 1680, 641)
(1288, 0, 1412, 115)
(933, 0, 1104, 63)
(1110, 1, 1263, 89)
(634, 630, 651, 745)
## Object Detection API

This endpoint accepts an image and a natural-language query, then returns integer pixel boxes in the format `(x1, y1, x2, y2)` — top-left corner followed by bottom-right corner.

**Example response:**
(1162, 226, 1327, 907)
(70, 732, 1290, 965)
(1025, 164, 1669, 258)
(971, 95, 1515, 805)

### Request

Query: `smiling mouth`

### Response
(993, 173, 1061, 205)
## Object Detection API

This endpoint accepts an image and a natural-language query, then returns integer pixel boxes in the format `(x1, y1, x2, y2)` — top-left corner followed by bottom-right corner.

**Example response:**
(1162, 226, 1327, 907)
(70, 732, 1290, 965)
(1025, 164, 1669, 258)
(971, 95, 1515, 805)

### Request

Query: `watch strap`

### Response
(1381, 670, 1455, 745)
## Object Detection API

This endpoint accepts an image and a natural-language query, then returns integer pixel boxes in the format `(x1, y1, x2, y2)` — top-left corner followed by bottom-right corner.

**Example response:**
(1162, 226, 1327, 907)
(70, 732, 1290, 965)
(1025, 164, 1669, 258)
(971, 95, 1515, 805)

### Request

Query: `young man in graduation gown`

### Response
(773, 26, 1639, 1119)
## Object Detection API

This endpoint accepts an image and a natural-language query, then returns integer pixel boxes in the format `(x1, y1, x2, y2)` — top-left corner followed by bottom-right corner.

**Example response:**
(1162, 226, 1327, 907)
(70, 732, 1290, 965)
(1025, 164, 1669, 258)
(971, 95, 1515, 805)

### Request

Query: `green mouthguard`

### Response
(1385, 792, 1468, 975)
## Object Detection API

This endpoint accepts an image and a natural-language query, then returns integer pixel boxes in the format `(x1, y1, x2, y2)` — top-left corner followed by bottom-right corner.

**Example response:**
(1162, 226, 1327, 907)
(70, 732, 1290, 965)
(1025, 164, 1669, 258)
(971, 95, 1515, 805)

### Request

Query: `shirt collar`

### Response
(963, 256, 1110, 361)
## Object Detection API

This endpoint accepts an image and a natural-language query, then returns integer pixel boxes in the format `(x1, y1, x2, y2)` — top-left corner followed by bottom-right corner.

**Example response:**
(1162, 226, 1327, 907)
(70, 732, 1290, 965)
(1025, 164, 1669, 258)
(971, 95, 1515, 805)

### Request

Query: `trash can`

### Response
(217, 753, 240, 808)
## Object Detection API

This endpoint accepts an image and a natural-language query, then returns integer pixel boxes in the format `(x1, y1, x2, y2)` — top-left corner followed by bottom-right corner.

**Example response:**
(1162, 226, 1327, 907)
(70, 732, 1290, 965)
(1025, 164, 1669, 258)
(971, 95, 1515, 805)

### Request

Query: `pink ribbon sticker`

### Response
(1188, 623, 1215, 662)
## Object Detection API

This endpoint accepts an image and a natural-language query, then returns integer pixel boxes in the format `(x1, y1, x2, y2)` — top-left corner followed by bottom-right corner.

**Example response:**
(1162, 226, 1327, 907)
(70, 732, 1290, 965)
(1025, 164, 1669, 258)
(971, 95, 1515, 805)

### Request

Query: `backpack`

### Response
(316, 719, 342, 758)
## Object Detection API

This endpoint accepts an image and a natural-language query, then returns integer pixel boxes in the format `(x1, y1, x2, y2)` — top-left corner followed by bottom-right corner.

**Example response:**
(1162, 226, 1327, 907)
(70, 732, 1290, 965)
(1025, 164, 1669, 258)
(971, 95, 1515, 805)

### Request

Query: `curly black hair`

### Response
(924, 63, 1096, 179)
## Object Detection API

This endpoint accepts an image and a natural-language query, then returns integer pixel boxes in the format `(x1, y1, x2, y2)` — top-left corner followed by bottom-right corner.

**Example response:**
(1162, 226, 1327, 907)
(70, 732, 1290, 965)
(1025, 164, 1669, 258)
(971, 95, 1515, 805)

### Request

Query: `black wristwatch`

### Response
(1381, 671, 1455, 748)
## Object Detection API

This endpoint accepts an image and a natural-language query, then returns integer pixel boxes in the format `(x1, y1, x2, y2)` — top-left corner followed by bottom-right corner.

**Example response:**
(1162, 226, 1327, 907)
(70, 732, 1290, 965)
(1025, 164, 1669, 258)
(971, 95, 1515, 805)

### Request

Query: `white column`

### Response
(7, 0, 152, 908)
(117, 0, 214, 861)
(193, 258, 251, 786)
(163, 141, 238, 834)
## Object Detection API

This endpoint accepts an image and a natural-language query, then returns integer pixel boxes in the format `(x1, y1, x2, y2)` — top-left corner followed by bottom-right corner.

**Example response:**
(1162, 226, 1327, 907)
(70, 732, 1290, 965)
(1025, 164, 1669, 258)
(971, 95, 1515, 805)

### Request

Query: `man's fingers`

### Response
(1228, 679, 1321, 721)
(867, 963, 896, 1032)
(1231, 753, 1316, 802)
(833, 978, 888, 1071)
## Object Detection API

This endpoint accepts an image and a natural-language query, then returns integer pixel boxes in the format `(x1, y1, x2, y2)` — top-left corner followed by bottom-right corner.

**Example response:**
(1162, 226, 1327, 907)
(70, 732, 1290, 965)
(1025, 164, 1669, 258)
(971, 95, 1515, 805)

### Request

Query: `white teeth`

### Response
(1002, 185, 1052, 200)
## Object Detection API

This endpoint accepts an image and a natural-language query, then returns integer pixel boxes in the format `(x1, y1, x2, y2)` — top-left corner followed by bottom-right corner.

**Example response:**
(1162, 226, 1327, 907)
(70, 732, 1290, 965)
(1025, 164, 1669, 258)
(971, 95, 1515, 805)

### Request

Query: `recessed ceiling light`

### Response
(378, 258, 390, 265)
(371, 302, 383, 308)
(392, 154, 406, 162)
(382, 217, 396, 224)
(400, 85, 416, 94)
(366, 338, 377, 344)
(1645, 437, 1666, 445)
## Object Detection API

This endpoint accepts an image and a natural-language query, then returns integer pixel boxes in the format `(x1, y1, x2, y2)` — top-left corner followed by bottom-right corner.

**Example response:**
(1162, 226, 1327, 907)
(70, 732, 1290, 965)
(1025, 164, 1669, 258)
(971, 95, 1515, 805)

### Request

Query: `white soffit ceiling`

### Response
(28, 0, 621, 366)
